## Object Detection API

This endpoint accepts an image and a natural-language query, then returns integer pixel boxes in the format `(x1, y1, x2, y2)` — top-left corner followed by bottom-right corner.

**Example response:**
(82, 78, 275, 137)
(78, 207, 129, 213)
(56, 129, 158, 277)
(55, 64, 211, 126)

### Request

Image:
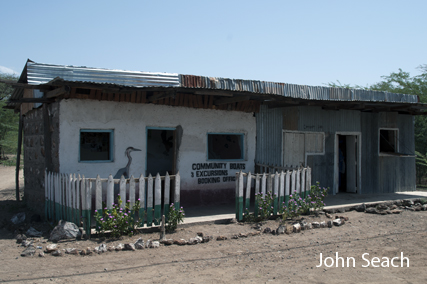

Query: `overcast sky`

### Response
(1, 0, 426, 87)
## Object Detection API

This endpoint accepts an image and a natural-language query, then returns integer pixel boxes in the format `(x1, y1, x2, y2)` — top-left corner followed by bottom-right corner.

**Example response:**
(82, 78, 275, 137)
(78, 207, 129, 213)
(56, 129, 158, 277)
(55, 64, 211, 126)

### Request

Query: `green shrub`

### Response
(94, 195, 142, 238)
(166, 204, 185, 233)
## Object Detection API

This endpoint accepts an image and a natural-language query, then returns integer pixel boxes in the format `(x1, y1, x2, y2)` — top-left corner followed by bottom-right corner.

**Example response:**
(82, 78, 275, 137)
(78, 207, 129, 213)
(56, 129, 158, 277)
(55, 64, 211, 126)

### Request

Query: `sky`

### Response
(1, 0, 426, 88)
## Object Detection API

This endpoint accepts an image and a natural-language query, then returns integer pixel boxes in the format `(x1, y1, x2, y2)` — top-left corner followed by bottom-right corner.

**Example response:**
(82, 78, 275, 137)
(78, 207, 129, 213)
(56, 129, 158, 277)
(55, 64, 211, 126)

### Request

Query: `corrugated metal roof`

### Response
(25, 60, 180, 88)
(8, 60, 420, 107)
(179, 75, 419, 104)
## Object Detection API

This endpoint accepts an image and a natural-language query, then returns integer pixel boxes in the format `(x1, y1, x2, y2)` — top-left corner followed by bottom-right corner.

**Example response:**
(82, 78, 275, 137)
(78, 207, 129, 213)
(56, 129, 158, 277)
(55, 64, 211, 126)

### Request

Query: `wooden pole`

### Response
(15, 113, 23, 201)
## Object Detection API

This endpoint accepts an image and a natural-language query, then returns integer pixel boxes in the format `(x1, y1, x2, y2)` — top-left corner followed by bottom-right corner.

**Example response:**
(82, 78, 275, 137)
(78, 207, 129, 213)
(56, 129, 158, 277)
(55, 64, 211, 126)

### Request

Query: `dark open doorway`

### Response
(338, 134, 358, 193)
(146, 128, 176, 176)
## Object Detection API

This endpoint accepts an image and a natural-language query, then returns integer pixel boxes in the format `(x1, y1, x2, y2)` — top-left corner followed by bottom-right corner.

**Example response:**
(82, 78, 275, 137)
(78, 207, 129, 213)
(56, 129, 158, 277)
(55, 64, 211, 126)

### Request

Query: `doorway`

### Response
(335, 133, 361, 194)
(146, 128, 176, 176)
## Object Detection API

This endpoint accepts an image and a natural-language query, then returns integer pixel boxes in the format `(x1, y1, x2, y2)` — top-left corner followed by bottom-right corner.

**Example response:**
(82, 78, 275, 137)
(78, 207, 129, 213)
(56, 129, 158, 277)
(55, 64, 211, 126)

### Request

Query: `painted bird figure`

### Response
(113, 147, 141, 179)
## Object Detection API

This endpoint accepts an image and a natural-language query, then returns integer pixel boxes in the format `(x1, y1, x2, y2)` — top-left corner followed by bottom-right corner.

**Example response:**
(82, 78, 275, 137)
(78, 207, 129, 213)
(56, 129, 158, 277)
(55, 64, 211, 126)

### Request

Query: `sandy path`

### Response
(0, 166, 23, 201)
(0, 166, 426, 283)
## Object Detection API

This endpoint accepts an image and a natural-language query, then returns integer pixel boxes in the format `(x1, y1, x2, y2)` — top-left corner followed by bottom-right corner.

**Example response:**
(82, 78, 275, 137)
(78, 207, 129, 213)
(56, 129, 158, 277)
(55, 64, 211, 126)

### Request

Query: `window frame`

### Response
(206, 132, 245, 161)
(79, 129, 115, 163)
(282, 130, 325, 167)
(378, 128, 399, 155)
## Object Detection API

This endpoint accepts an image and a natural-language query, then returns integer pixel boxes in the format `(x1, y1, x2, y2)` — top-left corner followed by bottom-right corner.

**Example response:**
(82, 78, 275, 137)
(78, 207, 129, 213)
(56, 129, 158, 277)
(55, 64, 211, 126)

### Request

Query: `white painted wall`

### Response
(59, 99, 256, 191)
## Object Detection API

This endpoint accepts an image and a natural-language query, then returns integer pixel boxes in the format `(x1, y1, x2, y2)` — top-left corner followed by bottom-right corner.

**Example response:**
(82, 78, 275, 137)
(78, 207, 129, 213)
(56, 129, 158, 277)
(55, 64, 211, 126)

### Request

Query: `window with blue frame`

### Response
(207, 133, 244, 160)
(79, 130, 114, 162)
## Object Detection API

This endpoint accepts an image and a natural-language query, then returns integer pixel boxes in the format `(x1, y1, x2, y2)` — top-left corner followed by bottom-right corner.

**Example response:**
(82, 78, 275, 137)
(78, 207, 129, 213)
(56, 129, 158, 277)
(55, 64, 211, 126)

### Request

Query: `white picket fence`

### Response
(235, 167, 312, 221)
(45, 171, 180, 236)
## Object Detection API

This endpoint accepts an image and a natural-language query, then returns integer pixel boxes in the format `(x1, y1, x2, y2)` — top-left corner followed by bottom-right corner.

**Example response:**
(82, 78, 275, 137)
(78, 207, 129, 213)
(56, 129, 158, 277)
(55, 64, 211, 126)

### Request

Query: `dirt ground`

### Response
(1, 166, 427, 283)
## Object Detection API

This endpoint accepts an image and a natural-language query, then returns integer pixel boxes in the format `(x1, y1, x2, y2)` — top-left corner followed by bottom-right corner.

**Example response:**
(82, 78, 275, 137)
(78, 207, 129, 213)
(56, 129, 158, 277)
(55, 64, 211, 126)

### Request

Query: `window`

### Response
(283, 131, 325, 167)
(79, 130, 114, 162)
(207, 133, 244, 160)
(379, 129, 398, 153)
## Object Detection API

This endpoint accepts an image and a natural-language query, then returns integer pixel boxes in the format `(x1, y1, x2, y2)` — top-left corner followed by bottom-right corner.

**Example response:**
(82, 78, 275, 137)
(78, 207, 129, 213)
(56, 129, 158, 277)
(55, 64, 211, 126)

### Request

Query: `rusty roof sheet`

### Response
(179, 74, 419, 104)
(7, 60, 420, 108)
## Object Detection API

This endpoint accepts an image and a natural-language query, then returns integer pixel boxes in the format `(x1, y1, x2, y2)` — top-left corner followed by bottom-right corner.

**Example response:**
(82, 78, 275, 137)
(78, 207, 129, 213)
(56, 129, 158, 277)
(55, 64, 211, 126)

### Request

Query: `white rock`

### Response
(134, 238, 144, 249)
(98, 244, 107, 253)
(115, 243, 124, 251)
(45, 244, 58, 253)
(49, 220, 81, 242)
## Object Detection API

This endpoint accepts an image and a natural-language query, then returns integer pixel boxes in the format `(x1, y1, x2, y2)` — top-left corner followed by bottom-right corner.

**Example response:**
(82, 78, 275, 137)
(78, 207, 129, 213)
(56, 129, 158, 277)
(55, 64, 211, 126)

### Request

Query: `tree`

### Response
(328, 65, 427, 184)
(0, 73, 19, 158)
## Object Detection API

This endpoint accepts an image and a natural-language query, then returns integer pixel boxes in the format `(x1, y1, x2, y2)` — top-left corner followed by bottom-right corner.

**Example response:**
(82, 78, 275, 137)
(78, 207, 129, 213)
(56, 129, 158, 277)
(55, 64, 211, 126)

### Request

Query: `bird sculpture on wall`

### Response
(113, 147, 141, 179)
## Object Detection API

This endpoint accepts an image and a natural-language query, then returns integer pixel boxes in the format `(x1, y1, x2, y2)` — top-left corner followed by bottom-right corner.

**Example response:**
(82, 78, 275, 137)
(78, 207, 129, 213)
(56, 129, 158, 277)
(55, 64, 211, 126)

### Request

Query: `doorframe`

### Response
(334, 132, 362, 195)
(145, 127, 177, 176)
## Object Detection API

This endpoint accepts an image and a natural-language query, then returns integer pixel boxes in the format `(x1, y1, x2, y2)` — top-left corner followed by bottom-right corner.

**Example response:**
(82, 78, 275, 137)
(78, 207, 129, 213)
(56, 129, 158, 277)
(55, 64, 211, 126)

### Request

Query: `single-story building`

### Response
(6, 60, 427, 215)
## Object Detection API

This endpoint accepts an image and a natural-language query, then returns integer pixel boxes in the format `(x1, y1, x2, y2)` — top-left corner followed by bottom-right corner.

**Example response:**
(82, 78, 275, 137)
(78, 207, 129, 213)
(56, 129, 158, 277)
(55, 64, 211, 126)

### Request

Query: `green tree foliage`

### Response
(370, 65, 427, 184)
(0, 73, 19, 157)
(328, 65, 427, 184)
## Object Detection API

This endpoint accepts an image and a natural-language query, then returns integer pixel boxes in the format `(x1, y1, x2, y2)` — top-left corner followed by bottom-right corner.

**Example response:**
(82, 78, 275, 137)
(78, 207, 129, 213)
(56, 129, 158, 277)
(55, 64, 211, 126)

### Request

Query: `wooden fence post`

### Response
(146, 174, 153, 227)
(301, 168, 306, 198)
(174, 172, 180, 211)
(273, 172, 279, 215)
(279, 171, 285, 206)
(291, 170, 296, 197)
(85, 177, 92, 238)
(267, 173, 273, 194)
(69, 173, 74, 222)
(75, 174, 80, 225)
(254, 174, 260, 218)
(245, 172, 252, 213)
(154, 173, 161, 225)
(50, 172, 54, 221)
(307, 167, 312, 194)
(285, 170, 291, 206)
(62, 174, 66, 221)
(139, 174, 145, 226)
(80, 176, 86, 229)
(130, 175, 136, 208)
(55, 173, 60, 222)
(261, 173, 267, 195)
(237, 171, 244, 221)
(235, 171, 239, 219)
(164, 172, 170, 221)
(120, 176, 126, 209)
(107, 175, 114, 210)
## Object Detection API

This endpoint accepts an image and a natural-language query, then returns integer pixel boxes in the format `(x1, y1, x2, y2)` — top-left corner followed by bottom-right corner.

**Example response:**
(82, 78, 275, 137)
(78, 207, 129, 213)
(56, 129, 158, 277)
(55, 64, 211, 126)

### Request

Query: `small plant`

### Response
(166, 204, 185, 233)
(278, 203, 289, 219)
(278, 181, 329, 221)
(94, 195, 142, 238)
(255, 191, 275, 221)
(243, 207, 256, 222)
(308, 181, 328, 211)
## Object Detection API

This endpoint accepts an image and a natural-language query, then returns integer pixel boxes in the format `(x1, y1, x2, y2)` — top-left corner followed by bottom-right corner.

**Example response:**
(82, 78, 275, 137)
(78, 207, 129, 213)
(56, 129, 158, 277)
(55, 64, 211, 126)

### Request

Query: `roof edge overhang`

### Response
(4, 60, 427, 115)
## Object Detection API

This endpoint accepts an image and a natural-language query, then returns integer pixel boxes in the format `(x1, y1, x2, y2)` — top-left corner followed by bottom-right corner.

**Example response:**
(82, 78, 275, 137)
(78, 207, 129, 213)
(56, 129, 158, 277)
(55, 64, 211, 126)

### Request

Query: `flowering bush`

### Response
(242, 182, 329, 223)
(166, 204, 185, 233)
(94, 195, 142, 238)
(278, 181, 328, 220)
(243, 191, 276, 222)
(255, 191, 275, 221)
(308, 181, 328, 211)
